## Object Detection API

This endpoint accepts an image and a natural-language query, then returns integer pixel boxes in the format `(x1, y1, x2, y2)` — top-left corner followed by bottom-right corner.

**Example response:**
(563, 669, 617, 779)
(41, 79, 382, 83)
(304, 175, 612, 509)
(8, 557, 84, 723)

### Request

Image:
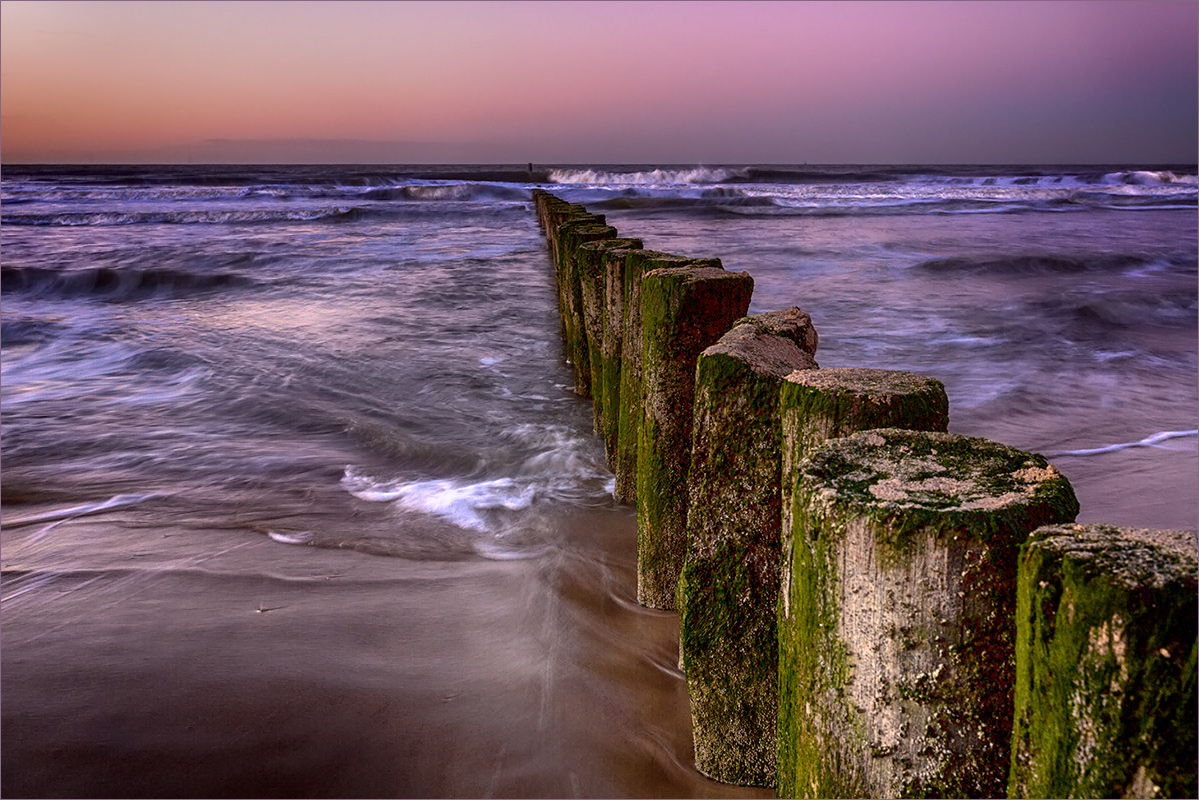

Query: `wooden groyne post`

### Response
(576, 237, 643, 439)
(1009, 523, 1197, 799)
(778, 428, 1079, 798)
(614, 250, 723, 504)
(679, 364, 949, 787)
(635, 264, 753, 609)
(675, 309, 818, 785)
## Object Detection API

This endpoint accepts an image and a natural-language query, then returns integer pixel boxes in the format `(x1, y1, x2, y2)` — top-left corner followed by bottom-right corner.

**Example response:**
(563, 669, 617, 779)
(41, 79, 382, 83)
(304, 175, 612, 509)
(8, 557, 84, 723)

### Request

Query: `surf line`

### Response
(3, 493, 161, 538)
(1044, 429, 1198, 457)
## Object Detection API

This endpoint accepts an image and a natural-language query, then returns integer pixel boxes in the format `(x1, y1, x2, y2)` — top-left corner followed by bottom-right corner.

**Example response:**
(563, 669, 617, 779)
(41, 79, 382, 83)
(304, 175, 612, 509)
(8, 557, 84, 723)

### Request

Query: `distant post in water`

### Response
(1009, 524, 1197, 800)
(576, 237, 643, 437)
(555, 220, 617, 396)
(635, 264, 752, 609)
(778, 428, 1079, 799)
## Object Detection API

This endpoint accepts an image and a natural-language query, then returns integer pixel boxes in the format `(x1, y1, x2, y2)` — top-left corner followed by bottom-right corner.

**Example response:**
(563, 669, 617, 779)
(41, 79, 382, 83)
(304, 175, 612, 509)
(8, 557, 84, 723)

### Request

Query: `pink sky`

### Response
(1, 0, 1195, 164)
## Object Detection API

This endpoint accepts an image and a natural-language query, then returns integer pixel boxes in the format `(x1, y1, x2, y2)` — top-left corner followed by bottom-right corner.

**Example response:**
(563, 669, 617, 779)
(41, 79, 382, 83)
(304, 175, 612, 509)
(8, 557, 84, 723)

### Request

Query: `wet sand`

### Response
(1, 490, 772, 799)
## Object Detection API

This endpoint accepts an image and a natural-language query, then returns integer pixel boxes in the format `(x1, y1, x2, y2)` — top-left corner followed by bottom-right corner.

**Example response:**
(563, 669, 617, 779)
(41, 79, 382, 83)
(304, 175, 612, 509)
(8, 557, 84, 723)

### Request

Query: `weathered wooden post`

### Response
(635, 265, 753, 609)
(676, 308, 818, 786)
(779, 367, 951, 495)
(597, 244, 634, 468)
(532, 189, 567, 232)
(613, 250, 721, 504)
(1009, 523, 1197, 800)
(778, 428, 1079, 799)
(555, 220, 617, 396)
(544, 203, 595, 265)
(576, 237, 643, 437)
(681, 366, 946, 787)
(543, 205, 602, 347)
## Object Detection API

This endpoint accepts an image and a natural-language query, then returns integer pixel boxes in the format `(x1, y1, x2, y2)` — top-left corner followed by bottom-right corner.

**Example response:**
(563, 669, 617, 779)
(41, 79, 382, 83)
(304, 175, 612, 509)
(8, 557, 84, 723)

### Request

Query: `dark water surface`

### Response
(2, 164, 1195, 797)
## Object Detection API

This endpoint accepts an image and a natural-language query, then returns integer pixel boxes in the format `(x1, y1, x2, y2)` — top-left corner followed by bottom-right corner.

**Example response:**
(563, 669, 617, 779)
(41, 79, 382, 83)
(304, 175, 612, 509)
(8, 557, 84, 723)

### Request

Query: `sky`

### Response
(1, 0, 1196, 165)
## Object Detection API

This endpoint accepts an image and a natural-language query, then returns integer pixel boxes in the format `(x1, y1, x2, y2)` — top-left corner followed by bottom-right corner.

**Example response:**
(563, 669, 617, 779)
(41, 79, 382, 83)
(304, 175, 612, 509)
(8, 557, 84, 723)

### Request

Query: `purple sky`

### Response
(2, 0, 1196, 164)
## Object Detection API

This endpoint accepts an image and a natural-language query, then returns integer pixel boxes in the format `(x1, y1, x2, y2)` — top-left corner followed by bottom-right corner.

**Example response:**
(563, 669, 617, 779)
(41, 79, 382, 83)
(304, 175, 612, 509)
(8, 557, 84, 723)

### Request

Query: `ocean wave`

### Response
(1, 316, 66, 346)
(1, 264, 253, 300)
(343, 473, 536, 533)
(355, 182, 529, 202)
(0, 206, 370, 227)
(1101, 170, 1198, 186)
(548, 167, 742, 186)
(340, 424, 613, 533)
(912, 253, 1149, 276)
(589, 192, 769, 212)
(907, 169, 1198, 189)
(1069, 293, 1199, 330)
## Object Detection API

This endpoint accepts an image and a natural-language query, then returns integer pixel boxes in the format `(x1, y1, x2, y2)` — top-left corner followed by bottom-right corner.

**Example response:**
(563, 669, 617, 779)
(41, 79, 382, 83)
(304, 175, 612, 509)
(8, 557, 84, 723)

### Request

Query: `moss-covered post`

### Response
(613, 250, 720, 504)
(676, 309, 819, 787)
(779, 368, 951, 500)
(598, 245, 635, 469)
(532, 189, 567, 232)
(635, 265, 753, 609)
(545, 203, 597, 262)
(689, 365, 944, 788)
(778, 428, 1080, 799)
(577, 237, 643, 437)
(555, 220, 617, 396)
(544, 206, 601, 344)
(1009, 524, 1197, 800)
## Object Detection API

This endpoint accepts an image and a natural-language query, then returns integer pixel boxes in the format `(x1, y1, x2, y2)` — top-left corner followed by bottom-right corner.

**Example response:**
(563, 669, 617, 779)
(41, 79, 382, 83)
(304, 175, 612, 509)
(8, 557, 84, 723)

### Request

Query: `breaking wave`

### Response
(340, 424, 615, 534)
(548, 167, 742, 186)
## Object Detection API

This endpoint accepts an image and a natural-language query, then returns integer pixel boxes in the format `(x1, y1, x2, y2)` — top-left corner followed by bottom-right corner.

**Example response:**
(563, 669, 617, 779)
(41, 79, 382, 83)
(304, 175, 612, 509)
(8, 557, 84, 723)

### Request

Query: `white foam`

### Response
(340, 424, 612, 532)
(1045, 429, 1198, 457)
(267, 530, 312, 545)
(342, 470, 537, 532)
(548, 167, 737, 186)
(1102, 170, 1199, 187)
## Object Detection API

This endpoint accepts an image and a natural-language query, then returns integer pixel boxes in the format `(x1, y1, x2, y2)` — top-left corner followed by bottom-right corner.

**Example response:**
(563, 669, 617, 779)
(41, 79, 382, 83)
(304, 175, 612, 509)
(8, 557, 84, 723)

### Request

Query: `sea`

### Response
(2, 163, 1196, 797)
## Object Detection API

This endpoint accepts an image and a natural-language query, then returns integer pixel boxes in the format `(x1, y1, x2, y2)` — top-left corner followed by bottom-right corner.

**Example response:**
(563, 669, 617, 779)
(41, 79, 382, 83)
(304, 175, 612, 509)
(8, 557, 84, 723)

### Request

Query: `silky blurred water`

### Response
(2, 164, 1195, 797)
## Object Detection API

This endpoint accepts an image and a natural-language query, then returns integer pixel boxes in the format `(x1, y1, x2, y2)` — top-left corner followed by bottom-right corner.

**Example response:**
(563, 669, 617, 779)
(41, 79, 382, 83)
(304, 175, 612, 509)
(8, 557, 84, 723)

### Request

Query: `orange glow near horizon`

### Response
(2, 1, 1196, 164)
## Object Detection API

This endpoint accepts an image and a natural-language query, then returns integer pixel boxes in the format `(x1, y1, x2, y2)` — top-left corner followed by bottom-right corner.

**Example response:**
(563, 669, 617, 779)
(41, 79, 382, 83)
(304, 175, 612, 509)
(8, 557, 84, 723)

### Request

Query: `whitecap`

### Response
(342, 469, 537, 532)
(339, 422, 612, 532)
(547, 167, 737, 186)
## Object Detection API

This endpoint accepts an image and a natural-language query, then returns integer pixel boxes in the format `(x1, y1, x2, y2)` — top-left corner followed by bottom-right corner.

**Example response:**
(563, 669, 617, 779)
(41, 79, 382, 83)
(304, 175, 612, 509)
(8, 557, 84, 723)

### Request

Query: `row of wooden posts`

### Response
(531, 190, 1196, 799)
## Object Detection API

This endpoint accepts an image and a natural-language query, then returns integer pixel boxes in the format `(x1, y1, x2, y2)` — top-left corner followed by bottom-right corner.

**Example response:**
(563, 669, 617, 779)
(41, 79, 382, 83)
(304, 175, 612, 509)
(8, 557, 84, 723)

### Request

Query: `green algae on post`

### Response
(635, 265, 752, 609)
(777, 428, 1079, 799)
(1009, 524, 1198, 800)
(556, 221, 617, 396)
(779, 367, 950, 502)
(613, 250, 718, 504)
(577, 238, 643, 438)
(599, 246, 634, 469)
(532, 189, 569, 233)
(545, 207, 602, 343)
(677, 308, 818, 787)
